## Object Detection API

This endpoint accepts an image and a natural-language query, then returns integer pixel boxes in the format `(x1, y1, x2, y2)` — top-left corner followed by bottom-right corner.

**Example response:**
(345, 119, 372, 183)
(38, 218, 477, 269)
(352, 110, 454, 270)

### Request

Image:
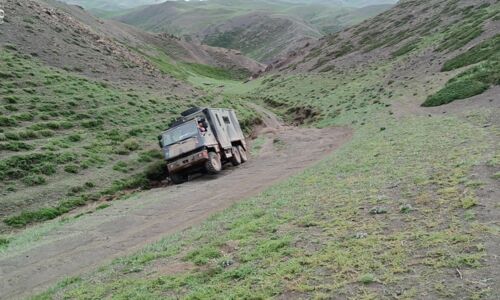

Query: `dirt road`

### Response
(0, 107, 352, 299)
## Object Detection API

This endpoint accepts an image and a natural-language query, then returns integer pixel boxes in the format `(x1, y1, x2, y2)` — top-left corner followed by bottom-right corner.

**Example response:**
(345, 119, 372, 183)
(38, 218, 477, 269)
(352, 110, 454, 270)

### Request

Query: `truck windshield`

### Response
(162, 122, 199, 146)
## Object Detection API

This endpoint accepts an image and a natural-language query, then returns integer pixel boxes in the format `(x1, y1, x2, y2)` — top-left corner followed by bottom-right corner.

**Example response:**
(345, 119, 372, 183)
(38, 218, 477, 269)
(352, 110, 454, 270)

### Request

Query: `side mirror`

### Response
(157, 135, 163, 148)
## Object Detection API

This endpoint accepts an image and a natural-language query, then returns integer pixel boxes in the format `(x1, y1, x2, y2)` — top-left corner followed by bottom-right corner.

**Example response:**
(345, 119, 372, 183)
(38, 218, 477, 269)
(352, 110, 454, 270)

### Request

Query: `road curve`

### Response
(0, 107, 352, 299)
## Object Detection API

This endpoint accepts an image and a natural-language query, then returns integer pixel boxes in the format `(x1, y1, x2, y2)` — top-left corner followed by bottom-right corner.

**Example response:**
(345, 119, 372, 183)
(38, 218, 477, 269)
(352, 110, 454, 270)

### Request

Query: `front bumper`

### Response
(167, 150, 209, 173)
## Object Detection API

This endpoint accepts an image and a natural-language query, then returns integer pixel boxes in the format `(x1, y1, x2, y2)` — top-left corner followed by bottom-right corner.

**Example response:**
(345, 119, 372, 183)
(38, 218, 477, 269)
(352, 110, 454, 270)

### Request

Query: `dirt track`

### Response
(0, 107, 352, 299)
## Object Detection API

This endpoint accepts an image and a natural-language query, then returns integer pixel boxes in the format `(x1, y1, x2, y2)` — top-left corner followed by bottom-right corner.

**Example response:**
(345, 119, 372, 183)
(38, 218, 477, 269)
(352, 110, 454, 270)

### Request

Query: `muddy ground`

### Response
(0, 107, 352, 299)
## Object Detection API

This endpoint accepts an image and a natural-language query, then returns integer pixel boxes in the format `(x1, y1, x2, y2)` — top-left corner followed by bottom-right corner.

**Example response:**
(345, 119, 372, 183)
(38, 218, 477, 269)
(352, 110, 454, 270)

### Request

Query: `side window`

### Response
(223, 116, 230, 124)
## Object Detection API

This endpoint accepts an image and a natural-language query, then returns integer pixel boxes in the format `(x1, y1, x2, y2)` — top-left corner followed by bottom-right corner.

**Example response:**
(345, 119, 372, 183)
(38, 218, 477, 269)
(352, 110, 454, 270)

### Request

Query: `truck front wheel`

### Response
(205, 152, 222, 174)
(170, 172, 188, 184)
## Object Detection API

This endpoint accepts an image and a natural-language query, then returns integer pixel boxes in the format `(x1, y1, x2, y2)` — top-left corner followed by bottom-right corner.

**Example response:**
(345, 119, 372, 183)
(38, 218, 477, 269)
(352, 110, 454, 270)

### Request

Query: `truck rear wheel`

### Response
(170, 172, 188, 184)
(205, 152, 222, 174)
(238, 145, 248, 163)
(230, 146, 242, 166)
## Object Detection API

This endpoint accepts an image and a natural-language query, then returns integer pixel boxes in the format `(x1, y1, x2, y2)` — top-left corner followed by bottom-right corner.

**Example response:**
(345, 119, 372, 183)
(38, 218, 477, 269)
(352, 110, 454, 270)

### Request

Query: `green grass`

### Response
(423, 59, 499, 107)
(436, 4, 496, 52)
(133, 48, 249, 82)
(4, 198, 87, 228)
(391, 38, 421, 57)
(250, 136, 266, 156)
(0, 237, 9, 249)
(34, 114, 495, 299)
(422, 80, 489, 107)
(441, 35, 500, 71)
(424, 31, 500, 107)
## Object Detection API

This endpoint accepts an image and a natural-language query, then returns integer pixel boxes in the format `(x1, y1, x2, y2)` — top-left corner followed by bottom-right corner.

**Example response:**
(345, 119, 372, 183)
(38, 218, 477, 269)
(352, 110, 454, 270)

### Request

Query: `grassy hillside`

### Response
(22, 0, 500, 299)
(61, 0, 164, 11)
(0, 0, 263, 230)
(33, 111, 498, 299)
(0, 47, 258, 229)
(115, 0, 394, 62)
(1, 0, 499, 298)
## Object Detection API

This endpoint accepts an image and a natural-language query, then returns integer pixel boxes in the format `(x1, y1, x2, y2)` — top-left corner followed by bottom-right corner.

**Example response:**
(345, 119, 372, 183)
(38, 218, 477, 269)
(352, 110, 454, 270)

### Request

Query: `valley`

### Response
(0, 0, 499, 299)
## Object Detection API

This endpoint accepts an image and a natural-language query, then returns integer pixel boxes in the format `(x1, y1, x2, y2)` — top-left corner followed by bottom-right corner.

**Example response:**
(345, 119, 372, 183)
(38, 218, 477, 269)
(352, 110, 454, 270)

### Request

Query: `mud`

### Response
(0, 106, 352, 299)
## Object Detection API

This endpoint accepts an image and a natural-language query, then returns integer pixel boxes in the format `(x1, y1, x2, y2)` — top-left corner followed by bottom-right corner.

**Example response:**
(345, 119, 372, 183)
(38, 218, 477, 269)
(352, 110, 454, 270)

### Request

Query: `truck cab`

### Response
(158, 107, 248, 184)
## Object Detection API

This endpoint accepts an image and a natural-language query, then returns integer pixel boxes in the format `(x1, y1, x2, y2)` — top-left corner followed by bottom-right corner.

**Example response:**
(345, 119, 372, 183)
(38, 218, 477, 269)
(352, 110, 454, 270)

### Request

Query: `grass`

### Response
(0, 237, 9, 249)
(422, 80, 489, 107)
(4, 198, 87, 228)
(250, 136, 266, 156)
(423, 59, 499, 107)
(441, 35, 500, 71)
(33, 113, 496, 299)
(424, 32, 500, 107)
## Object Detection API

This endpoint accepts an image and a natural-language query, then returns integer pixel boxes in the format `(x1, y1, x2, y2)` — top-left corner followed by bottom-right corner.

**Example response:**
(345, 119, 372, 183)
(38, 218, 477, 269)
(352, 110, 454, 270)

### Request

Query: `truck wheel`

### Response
(170, 172, 188, 184)
(238, 145, 248, 163)
(205, 152, 222, 174)
(230, 146, 242, 166)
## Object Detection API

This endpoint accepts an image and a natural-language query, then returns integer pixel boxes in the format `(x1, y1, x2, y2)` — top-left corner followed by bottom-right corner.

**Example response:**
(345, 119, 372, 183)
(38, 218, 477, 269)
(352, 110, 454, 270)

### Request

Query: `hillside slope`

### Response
(60, 0, 164, 12)
(201, 12, 321, 63)
(23, 0, 500, 299)
(0, 0, 263, 231)
(115, 0, 394, 62)
(1, 0, 263, 88)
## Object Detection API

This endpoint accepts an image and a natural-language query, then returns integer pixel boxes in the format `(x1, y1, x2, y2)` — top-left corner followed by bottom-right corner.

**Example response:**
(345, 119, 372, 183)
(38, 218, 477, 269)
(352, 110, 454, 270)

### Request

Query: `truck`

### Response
(158, 107, 248, 184)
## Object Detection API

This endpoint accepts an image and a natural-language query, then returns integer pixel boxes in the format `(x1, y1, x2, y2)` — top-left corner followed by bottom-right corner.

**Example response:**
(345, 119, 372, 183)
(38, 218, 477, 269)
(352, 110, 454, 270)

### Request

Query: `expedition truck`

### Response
(158, 107, 248, 184)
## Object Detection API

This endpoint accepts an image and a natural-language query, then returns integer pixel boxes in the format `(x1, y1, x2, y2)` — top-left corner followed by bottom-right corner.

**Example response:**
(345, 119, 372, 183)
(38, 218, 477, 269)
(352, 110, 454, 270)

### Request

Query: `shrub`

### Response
(64, 164, 79, 174)
(0, 116, 17, 127)
(359, 274, 375, 284)
(0, 237, 9, 249)
(67, 134, 82, 142)
(4, 197, 87, 228)
(0, 141, 34, 151)
(81, 120, 102, 128)
(96, 204, 110, 210)
(4, 95, 18, 103)
(4, 105, 18, 112)
(120, 138, 140, 153)
(442, 35, 500, 71)
(38, 130, 55, 137)
(145, 161, 168, 182)
(113, 161, 128, 173)
(67, 186, 84, 195)
(138, 150, 163, 163)
(22, 174, 47, 186)
(84, 181, 95, 188)
(4, 132, 20, 140)
(422, 80, 489, 107)
(34, 162, 57, 175)
(392, 39, 421, 57)
(18, 130, 39, 139)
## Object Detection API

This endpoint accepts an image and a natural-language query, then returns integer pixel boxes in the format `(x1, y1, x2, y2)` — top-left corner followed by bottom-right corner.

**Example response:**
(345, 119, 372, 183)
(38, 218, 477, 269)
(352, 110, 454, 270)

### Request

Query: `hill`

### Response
(0, 0, 263, 231)
(1, 0, 499, 299)
(59, 0, 164, 12)
(115, 0, 394, 62)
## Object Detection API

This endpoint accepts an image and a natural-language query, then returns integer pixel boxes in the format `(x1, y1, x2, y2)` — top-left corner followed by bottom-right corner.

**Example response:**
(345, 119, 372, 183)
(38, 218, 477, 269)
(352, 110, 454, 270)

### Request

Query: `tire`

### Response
(238, 145, 248, 163)
(205, 152, 222, 174)
(170, 172, 188, 184)
(230, 146, 242, 166)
